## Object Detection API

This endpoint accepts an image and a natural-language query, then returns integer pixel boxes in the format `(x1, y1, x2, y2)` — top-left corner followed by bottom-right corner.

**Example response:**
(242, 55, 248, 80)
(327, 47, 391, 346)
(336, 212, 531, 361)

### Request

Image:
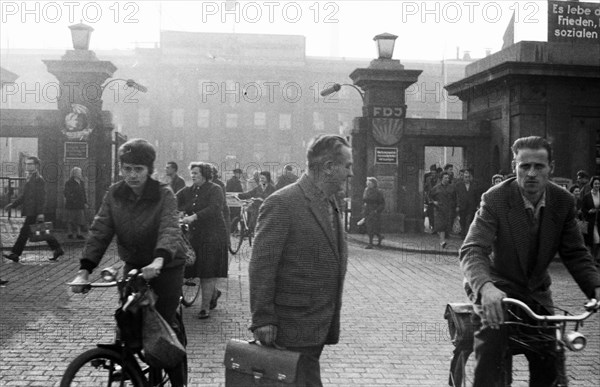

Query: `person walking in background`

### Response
(429, 171, 457, 249)
(362, 177, 385, 249)
(177, 162, 228, 319)
(69, 139, 187, 385)
(581, 175, 600, 264)
(576, 170, 592, 197)
(165, 161, 186, 194)
(3, 156, 64, 262)
(64, 167, 88, 240)
(491, 174, 504, 186)
(424, 165, 440, 231)
(249, 134, 353, 386)
(237, 171, 276, 233)
(455, 168, 483, 239)
(460, 136, 600, 386)
(275, 164, 298, 190)
(226, 168, 244, 228)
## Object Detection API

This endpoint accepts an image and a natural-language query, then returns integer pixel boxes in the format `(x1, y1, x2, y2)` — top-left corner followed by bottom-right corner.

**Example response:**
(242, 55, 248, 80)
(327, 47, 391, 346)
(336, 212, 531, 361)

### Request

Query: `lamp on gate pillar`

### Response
(344, 33, 422, 234)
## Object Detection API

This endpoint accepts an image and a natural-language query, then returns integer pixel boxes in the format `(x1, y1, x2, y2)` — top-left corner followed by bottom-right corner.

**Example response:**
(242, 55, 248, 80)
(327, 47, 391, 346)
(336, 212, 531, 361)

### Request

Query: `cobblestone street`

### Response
(1, 236, 599, 386)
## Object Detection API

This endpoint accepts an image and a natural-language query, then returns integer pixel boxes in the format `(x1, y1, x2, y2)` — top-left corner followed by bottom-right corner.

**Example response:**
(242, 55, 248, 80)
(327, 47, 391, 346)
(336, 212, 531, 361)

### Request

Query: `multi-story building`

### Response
(1, 31, 472, 181)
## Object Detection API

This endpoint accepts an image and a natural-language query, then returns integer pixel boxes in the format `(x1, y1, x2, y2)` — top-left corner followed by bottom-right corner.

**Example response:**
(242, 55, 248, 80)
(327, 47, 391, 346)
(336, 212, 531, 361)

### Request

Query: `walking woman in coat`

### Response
(177, 162, 229, 319)
(64, 167, 88, 239)
(69, 138, 187, 386)
(362, 177, 385, 249)
(581, 175, 600, 264)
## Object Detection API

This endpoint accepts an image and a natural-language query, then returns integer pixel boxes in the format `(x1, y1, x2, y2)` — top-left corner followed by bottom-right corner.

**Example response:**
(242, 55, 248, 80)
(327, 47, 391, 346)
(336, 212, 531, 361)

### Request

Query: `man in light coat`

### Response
(249, 134, 353, 386)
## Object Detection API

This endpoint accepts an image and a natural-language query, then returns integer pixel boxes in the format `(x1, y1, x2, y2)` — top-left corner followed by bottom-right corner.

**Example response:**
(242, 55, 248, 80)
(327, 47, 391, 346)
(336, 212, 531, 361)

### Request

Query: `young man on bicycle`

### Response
(460, 136, 600, 386)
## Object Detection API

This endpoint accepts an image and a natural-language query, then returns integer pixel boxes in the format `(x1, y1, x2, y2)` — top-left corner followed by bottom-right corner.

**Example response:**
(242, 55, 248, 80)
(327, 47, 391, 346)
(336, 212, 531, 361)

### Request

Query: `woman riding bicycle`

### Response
(69, 138, 188, 387)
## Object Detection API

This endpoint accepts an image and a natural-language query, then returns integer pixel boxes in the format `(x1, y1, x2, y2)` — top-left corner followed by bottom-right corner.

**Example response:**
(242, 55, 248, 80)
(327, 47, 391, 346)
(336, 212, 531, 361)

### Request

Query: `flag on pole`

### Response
(502, 11, 515, 50)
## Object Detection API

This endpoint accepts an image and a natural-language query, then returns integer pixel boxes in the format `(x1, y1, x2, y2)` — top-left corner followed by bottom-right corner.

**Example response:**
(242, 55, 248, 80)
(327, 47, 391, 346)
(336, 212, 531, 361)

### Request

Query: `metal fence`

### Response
(0, 177, 25, 218)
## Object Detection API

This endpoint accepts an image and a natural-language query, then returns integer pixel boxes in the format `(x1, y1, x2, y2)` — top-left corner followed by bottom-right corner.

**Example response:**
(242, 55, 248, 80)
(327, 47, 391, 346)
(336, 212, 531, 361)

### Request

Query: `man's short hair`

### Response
(233, 168, 243, 174)
(577, 170, 590, 179)
(26, 156, 41, 167)
(444, 164, 453, 171)
(284, 165, 293, 172)
(306, 134, 351, 171)
(511, 136, 553, 164)
(167, 161, 178, 171)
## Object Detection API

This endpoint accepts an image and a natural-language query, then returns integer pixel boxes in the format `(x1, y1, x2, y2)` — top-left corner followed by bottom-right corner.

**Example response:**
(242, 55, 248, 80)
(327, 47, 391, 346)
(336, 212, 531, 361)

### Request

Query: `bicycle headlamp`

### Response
(100, 267, 117, 282)
(564, 331, 586, 351)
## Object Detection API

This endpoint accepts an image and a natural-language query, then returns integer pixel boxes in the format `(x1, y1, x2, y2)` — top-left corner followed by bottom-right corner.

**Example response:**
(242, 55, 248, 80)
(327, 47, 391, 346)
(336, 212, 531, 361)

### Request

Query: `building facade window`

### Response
(171, 142, 184, 160)
(138, 107, 150, 127)
(225, 113, 238, 128)
(197, 142, 209, 161)
(313, 112, 324, 131)
(197, 109, 210, 128)
(254, 112, 266, 128)
(279, 113, 292, 130)
(171, 109, 184, 128)
(337, 112, 350, 135)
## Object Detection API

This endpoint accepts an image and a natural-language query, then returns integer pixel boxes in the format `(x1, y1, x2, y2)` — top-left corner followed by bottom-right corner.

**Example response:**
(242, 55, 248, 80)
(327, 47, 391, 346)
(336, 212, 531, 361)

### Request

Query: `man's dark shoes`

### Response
(377, 235, 385, 246)
(0, 279, 8, 287)
(210, 289, 222, 310)
(50, 248, 64, 261)
(365, 244, 374, 249)
(3, 253, 19, 263)
(76, 235, 85, 240)
(67, 234, 73, 239)
(198, 310, 210, 319)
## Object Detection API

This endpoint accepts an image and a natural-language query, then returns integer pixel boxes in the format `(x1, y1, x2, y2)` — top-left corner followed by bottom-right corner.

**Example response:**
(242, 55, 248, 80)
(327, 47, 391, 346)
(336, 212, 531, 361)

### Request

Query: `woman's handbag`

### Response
(452, 216, 462, 235)
(29, 222, 54, 242)
(576, 218, 588, 235)
(141, 290, 186, 369)
(224, 339, 305, 386)
(181, 231, 197, 278)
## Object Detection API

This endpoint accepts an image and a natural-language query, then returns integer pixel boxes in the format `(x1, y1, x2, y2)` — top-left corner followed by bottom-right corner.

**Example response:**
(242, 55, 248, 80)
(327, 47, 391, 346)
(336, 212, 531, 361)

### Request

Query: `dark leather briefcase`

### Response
(29, 222, 54, 242)
(224, 339, 305, 386)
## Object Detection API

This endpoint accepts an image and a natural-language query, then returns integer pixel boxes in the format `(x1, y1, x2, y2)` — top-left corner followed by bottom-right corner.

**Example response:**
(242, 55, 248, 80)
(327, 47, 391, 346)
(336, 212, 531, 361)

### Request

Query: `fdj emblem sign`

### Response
(375, 147, 398, 165)
(64, 142, 88, 160)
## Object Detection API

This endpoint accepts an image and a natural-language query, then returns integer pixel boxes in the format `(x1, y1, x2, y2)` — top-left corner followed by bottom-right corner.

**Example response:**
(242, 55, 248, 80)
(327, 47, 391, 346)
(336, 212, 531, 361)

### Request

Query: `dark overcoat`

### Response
(11, 172, 46, 216)
(177, 182, 228, 278)
(249, 175, 348, 347)
(580, 192, 600, 247)
(64, 177, 87, 209)
(460, 178, 600, 311)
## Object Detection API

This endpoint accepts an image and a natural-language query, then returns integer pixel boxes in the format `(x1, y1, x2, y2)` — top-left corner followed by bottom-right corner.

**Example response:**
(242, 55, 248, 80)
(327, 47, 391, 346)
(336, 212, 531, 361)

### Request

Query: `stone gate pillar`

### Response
(43, 23, 116, 220)
(349, 33, 421, 233)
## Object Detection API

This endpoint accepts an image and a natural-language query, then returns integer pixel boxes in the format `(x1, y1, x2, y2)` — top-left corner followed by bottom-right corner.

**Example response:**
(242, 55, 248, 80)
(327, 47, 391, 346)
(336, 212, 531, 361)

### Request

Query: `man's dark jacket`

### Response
(11, 172, 46, 216)
(460, 178, 600, 309)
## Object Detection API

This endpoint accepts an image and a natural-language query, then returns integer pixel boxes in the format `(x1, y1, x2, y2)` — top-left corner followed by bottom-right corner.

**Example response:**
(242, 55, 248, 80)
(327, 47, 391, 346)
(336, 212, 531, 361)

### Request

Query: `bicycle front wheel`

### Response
(181, 277, 201, 307)
(229, 216, 244, 254)
(60, 347, 145, 387)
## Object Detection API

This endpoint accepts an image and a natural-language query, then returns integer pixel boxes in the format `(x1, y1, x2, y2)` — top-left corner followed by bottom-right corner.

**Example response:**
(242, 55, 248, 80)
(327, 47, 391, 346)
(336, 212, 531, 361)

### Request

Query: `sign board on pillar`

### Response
(64, 142, 88, 160)
(375, 147, 398, 165)
(548, 1, 600, 44)
(368, 105, 406, 118)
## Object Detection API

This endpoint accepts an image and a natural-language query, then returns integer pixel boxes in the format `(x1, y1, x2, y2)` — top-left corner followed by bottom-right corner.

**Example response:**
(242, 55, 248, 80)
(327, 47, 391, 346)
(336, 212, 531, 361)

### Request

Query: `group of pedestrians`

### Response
(425, 165, 485, 248)
(569, 170, 600, 267)
(3, 134, 600, 387)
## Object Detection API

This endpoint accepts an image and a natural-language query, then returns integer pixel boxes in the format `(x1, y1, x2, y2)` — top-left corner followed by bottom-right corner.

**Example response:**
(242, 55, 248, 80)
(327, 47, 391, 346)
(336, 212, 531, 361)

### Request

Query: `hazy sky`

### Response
(1, 1, 596, 60)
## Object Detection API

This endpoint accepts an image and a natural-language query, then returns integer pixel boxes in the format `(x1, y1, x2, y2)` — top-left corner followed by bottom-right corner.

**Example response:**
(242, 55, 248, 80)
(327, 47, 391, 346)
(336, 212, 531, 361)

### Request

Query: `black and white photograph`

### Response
(1, 1, 600, 386)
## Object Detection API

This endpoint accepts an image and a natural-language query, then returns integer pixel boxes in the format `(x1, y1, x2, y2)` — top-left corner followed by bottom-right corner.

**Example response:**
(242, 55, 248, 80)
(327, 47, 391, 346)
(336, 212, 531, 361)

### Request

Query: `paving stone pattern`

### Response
(0, 225, 598, 386)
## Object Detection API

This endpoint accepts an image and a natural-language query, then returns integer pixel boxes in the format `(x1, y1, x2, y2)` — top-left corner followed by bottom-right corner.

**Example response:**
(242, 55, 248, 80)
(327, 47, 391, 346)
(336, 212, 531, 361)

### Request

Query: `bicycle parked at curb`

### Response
(61, 267, 187, 386)
(445, 297, 599, 387)
(228, 197, 261, 255)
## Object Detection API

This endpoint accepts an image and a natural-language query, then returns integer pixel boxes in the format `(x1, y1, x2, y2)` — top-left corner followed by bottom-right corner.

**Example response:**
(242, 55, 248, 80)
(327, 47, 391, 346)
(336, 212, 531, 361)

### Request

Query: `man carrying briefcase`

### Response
(247, 135, 352, 386)
(3, 156, 64, 263)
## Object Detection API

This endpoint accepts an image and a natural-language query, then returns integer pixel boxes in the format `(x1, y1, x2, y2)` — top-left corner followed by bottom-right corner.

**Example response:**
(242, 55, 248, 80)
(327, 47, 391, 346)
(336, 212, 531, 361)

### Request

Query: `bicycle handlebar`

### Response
(502, 297, 599, 323)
